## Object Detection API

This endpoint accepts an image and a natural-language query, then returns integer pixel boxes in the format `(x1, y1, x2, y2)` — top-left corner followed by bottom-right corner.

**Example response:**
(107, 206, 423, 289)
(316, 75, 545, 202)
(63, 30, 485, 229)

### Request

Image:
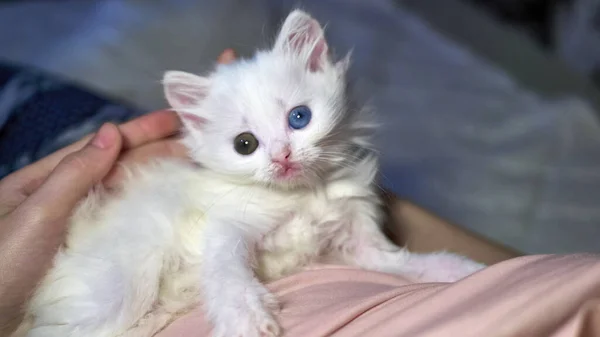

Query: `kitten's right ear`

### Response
(274, 10, 330, 72)
(163, 71, 211, 129)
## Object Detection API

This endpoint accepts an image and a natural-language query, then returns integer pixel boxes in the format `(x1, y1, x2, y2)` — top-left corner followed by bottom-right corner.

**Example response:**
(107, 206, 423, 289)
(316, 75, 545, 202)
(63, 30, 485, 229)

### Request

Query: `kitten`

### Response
(18, 10, 485, 337)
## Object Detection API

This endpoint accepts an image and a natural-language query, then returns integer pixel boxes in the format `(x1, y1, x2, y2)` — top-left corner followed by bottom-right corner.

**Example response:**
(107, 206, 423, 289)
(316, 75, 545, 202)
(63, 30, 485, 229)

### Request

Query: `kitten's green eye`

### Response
(234, 132, 259, 155)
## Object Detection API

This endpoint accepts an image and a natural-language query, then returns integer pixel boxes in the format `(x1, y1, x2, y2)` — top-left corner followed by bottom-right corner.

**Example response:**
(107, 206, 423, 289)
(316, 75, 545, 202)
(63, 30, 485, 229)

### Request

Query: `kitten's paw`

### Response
(261, 290, 281, 313)
(212, 309, 280, 337)
(409, 252, 486, 283)
(210, 282, 281, 337)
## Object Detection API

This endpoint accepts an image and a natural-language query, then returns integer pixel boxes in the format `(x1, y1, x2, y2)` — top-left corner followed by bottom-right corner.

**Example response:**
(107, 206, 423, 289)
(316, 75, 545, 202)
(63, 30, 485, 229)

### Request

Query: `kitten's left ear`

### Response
(163, 71, 211, 129)
(274, 10, 330, 72)
(163, 71, 210, 109)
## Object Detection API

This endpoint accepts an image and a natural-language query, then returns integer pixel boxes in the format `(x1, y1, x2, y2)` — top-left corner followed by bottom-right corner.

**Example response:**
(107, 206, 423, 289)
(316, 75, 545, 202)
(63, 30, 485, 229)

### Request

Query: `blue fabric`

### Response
(0, 63, 146, 179)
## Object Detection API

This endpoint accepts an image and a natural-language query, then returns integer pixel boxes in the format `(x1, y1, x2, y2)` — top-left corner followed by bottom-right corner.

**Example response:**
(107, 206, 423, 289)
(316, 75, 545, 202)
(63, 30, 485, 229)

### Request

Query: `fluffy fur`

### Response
(16, 10, 485, 337)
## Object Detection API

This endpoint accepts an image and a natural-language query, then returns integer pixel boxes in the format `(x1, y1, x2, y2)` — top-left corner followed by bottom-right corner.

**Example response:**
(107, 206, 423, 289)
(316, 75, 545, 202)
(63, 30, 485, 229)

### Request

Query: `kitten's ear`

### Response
(163, 71, 211, 129)
(274, 10, 329, 72)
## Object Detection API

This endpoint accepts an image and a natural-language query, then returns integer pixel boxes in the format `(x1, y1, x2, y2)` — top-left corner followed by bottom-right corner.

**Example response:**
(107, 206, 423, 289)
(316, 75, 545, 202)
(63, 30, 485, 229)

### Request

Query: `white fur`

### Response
(17, 10, 485, 337)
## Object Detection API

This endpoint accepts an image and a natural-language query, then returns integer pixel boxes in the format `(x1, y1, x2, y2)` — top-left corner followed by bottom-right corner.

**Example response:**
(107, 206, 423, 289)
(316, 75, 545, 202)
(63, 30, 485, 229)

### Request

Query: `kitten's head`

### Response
(163, 10, 373, 189)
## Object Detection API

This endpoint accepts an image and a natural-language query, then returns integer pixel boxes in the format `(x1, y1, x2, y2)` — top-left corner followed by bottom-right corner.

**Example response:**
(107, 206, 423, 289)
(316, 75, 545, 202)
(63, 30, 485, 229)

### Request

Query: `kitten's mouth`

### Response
(273, 162, 302, 180)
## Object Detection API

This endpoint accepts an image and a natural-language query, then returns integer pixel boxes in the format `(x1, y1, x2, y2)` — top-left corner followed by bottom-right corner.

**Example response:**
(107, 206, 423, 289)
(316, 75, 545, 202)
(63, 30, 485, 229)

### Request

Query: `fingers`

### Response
(38, 110, 180, 170)
(102, 138, 188, 188)
(118, 109, 182, 149)
(1, 110, 181, 197)
(217, 48, 237, 64)
(20, 123, 122, 222)
(0, 174, 43, 217)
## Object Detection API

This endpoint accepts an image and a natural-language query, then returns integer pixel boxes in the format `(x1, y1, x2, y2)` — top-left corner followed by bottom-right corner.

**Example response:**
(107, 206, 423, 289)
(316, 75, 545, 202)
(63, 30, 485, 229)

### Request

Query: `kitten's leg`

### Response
(122, 265, 204, 336)
(333, 200, 485, 282)
(25, 247, 164, 337)
(202, 220, 280, 337)
(25, 188, 181, 337)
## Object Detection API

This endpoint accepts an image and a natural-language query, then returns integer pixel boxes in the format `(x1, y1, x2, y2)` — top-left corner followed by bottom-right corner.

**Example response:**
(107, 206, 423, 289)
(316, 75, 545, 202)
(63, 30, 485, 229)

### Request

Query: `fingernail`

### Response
(218, 49, 236, 64)
(91, 123, 117, 149)
(224, 48, 236, 57)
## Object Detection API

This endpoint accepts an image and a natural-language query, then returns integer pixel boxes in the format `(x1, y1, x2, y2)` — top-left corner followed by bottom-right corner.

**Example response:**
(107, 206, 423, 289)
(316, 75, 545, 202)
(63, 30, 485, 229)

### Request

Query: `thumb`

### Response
(22, 123, 122, 220)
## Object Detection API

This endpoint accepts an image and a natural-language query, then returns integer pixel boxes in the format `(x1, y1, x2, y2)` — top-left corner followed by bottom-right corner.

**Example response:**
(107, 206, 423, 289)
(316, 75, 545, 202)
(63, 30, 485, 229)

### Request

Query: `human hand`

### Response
(0, 111, 185, 332)
(1, 110, 185, 213)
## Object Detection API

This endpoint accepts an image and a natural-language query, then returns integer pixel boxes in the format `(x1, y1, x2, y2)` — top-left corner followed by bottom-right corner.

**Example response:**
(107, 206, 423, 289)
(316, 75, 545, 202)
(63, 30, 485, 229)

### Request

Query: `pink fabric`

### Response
(157, 254, 600, 337)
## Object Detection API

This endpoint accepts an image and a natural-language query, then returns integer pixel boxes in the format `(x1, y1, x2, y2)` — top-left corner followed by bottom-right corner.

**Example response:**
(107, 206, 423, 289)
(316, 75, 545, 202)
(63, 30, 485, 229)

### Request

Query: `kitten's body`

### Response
(18, 10, 485, 337)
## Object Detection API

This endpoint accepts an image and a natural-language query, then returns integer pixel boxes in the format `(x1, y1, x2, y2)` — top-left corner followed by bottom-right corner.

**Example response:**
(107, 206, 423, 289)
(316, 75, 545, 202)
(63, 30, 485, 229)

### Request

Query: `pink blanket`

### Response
(158, 254, 600, 336)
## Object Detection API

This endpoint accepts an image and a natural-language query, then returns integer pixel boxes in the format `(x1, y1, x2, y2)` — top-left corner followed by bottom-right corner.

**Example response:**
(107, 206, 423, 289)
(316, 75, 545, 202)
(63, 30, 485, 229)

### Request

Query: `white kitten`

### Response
(18, 10, 485, 337)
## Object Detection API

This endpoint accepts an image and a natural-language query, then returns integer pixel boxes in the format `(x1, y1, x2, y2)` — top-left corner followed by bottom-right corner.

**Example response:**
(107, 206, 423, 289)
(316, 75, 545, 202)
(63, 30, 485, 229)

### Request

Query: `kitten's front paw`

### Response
(260, 290, 281, 313)
(211, 284, 281, 337)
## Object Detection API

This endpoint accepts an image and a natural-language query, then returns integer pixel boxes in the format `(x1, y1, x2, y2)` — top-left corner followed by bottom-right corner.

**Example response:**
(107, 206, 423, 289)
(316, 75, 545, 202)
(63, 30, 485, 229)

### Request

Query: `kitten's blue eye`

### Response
(288, 105, 312, 130)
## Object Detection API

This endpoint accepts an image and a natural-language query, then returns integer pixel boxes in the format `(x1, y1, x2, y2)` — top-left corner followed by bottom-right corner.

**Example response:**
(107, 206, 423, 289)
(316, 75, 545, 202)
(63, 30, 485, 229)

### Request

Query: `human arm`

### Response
(383, 194, 521, 265)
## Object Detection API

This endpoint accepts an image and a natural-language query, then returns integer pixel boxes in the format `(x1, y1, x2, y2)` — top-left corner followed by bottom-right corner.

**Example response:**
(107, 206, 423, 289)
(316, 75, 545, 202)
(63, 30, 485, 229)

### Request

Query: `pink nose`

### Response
(271, 145, 292, 164)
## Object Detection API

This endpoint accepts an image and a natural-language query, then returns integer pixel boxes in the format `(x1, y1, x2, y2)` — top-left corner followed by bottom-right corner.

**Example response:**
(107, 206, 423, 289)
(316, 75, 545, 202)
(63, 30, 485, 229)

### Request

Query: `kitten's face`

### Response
(164, 10, 365, 188)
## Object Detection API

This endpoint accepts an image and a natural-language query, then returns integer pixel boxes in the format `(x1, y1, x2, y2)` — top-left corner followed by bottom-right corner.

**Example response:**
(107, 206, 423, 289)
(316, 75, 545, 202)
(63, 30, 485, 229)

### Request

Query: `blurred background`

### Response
(1, 0, 600, 254)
